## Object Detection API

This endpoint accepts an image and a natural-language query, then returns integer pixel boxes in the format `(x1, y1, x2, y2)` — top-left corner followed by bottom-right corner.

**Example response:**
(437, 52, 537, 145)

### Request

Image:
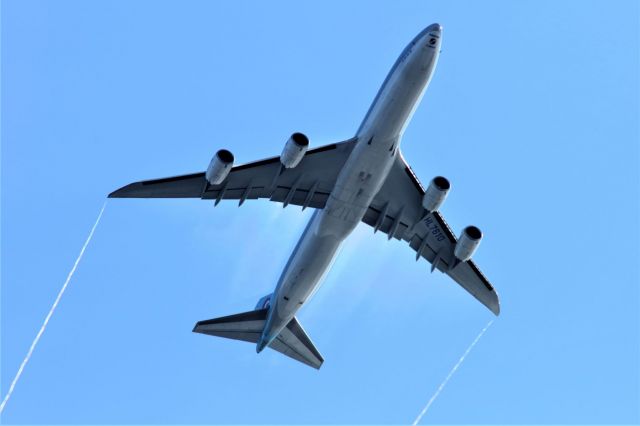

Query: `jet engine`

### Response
(454, 225, 482, 261)
(255, 293, 272, 310)
(422, 176, 450, 212)
(280, 132, 309, 168)
(206, 149, 234, 185)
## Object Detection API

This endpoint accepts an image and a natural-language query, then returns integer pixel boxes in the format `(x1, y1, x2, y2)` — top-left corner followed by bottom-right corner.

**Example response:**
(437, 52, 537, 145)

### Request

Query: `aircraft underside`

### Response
(109, 23, 499, 369)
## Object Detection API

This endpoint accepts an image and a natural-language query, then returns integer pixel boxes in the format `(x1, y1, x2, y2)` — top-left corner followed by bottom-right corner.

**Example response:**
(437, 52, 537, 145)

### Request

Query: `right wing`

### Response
(109, 139, 356, 210)
(361, 152, 500, 315)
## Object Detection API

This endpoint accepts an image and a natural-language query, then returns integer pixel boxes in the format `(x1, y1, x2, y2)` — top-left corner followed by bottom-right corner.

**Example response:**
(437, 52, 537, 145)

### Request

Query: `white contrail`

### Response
(0, 201, 107, 415)
(412, 319, 494, 425)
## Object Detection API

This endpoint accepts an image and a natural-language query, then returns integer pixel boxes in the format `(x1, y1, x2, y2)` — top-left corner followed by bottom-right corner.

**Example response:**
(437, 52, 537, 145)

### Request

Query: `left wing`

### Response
(362, 152, 500, 315)
(109, 139, 356, 210)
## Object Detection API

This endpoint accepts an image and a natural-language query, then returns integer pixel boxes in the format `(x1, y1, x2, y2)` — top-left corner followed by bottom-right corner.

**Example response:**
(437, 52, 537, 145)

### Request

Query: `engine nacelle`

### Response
(454, 225, 483, 261)
(280, 132, 309, 168)
(255, 293, 272, 310)
(206, 149, 234, 185)
(422, 176, 450, 212)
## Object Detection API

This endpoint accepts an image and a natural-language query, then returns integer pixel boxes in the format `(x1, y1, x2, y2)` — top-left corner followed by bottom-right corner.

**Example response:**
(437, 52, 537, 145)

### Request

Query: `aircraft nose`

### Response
(426, 23, 443, 34)
(423, 23, 442, 50)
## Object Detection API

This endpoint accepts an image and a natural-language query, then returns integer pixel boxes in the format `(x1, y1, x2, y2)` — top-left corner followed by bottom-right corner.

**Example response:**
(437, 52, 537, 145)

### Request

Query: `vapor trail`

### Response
(0, 201, 107, 415)
(412, 320, 494, 425)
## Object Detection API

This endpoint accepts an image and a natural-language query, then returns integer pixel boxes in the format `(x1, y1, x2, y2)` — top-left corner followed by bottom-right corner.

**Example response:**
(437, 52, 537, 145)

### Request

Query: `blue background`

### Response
(2, 0, 638, 423)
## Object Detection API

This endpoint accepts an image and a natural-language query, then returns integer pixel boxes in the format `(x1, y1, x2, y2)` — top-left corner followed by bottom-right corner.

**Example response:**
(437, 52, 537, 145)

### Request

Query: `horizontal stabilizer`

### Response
(193, 309, 268, 343)
(193, 310, 323, 369)
(271, 317, 324, 369)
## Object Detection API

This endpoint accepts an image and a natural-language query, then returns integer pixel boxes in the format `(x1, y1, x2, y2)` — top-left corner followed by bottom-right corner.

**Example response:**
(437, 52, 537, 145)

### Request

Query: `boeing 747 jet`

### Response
(110, 23, 500, 369)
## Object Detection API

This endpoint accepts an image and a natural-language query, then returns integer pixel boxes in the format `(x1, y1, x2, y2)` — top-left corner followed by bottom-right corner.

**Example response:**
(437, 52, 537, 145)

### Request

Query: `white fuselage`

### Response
(257, 24, 443, 351)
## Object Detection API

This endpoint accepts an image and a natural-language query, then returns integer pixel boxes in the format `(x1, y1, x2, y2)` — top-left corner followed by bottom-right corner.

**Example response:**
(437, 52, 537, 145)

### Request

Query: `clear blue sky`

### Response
(2, 0, 638, 423)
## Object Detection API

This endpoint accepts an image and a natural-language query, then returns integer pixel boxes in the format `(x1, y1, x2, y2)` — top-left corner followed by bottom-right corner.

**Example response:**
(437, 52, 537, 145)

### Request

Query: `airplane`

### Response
(109, 23, 500, 369)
